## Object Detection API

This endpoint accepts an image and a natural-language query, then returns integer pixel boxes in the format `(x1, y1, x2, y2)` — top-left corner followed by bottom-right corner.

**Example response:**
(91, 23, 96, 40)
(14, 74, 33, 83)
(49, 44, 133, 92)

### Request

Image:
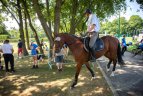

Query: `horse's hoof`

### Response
(70, 86, 75, 90)
(91, 77, 96, 80)
(120, 64, 126, 68)
(107, 69, 110, 72)
(120, 65, 123, 68)
(110, 72, 115, 77)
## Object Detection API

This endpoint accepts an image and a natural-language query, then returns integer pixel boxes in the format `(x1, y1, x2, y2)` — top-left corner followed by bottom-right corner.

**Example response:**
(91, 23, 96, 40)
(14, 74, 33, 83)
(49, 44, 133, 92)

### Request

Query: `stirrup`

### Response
(90, 56, 96, 62)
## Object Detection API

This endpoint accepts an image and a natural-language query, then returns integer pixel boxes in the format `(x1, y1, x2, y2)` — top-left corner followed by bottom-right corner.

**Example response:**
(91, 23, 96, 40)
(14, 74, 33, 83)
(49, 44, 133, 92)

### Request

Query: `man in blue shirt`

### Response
(121, 35, 127, 56)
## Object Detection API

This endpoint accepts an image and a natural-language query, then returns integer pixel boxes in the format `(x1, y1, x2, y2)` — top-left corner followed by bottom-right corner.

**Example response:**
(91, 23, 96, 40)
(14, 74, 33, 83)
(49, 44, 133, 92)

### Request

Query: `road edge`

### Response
(96, 60, 119, 96)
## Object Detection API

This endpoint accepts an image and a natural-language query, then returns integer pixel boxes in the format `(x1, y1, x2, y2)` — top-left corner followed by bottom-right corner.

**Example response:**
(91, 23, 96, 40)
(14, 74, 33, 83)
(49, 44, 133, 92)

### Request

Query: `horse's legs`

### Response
(110, 59, 117, 77)
(71, 63, 82, 89)
(106, 60, 112, 72)
(85, 62, 95, 79)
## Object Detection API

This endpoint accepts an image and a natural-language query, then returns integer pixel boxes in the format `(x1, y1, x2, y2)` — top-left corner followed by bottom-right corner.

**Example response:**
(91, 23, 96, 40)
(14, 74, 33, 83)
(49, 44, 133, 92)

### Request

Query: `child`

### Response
(36, 50, 43, 62)
(31, 41, 39, 68)
(53, 45, 66, 72)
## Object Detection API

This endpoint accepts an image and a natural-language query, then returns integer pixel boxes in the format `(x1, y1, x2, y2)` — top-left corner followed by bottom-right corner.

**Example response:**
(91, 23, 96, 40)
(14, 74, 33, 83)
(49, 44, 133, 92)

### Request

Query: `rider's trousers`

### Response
(89, 32, 98, 48)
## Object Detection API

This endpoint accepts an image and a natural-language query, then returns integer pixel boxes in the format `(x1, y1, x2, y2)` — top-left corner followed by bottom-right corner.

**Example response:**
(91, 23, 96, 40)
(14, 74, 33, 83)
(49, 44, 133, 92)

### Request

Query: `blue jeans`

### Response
(55, 55, 64, 63)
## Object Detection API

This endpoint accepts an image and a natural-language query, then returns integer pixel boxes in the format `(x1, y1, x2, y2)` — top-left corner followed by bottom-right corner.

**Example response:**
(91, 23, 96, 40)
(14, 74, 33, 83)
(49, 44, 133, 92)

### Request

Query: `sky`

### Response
(109, 0, 143, 21)
(3, 0, 143, 30)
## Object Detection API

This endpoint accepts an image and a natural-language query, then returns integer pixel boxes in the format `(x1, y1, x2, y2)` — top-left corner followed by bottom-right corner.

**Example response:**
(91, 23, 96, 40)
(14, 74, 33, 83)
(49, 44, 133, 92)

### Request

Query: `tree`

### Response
(128, 15, 143, 35)
(54, 0, 63, 34)
(0, 0, 28, 55)
(24, 11, 30, 50)
(32, 0, 54, 48)
(1, 0, 127, 49)
(17, 0, 28, 55)
(62, 0, 126, 34)
(22, 0, 44, 55)
(0, 14, 8, 35)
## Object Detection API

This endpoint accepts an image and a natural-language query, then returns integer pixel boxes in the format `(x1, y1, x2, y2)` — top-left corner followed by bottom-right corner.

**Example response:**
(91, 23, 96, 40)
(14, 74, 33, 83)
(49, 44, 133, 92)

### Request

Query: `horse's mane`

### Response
(59, 33, 82, 41)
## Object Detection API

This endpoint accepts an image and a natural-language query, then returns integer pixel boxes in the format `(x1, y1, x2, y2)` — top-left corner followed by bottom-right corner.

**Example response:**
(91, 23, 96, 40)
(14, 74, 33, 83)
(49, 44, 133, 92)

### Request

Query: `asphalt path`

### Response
(97, 52, 143, 96)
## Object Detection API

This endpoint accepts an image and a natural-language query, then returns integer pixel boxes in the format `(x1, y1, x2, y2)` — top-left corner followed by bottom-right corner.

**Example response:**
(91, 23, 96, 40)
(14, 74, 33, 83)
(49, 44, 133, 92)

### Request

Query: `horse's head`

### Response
(54, 34, 65, 53)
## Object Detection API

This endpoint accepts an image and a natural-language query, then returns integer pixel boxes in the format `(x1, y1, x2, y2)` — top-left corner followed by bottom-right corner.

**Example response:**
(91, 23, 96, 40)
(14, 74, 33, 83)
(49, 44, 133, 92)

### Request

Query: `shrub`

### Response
(0, 35, 9, 41)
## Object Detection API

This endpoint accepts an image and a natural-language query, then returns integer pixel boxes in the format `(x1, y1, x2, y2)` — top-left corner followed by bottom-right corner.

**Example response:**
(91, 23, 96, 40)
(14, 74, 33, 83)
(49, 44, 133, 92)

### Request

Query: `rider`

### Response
(84, 9, 100, 62)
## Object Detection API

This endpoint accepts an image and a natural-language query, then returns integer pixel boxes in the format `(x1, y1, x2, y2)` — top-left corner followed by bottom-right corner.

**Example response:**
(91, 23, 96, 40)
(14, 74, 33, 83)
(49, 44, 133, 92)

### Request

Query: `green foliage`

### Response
(101, 15, 143, 36)
(0, 34, 9, 40)
(0, 14, 9, 35)
(0, 0, 127, 36)
(8, 29, 19, 38)
(0, 24, 9, 35)
(128, 15, 143, 29)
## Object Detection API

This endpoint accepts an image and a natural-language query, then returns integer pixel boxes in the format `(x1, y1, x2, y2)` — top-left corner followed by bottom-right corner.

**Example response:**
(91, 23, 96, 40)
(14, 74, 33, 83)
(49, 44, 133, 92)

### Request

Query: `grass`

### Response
(0, 42, 113, 96)
(0, 56, 113, 96)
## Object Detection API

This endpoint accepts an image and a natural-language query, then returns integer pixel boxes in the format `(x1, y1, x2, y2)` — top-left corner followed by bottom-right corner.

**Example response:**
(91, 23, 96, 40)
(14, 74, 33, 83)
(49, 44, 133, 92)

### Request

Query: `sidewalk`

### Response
(97, 52, 143, 96)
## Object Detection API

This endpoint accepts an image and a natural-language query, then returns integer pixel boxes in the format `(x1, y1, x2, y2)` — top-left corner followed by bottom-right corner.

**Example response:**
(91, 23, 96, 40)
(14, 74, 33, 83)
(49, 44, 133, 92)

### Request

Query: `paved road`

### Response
(97, 52, 143, 96)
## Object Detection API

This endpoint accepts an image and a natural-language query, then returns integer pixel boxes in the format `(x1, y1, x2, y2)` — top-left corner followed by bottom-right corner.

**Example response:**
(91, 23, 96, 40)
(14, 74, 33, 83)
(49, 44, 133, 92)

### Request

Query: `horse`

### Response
(54, 33, 125, 89)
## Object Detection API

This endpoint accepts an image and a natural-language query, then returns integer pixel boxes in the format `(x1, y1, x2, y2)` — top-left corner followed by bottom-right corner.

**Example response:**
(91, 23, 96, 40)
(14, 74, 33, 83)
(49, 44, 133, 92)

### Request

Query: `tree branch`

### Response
(0, 0, 19, 25)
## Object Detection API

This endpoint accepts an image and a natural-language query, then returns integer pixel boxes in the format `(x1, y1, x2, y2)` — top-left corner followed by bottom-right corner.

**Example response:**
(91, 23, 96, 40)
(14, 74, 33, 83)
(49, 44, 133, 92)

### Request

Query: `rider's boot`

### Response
(90, 47, 96, 62)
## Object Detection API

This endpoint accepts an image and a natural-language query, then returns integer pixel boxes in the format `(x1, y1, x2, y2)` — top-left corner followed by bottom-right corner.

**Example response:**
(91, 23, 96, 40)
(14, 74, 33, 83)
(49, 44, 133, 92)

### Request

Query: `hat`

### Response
(84, 9, 92, 14)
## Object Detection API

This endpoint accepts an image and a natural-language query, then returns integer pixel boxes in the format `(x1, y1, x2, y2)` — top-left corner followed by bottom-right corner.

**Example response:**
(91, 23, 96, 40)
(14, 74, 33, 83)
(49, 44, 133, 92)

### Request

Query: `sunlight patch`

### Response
(50, 79, 71, 87)
(78, 82, 85, 86)
(95, 87, 104, 93)
(10, 90, 20, 96)
(20, 86, 40, 96)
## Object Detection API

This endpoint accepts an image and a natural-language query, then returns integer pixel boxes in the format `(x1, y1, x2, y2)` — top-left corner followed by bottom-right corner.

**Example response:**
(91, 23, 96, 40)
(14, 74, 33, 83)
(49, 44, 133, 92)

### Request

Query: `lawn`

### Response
(0, 57, 113, 96)
(0, 43, 113, 96)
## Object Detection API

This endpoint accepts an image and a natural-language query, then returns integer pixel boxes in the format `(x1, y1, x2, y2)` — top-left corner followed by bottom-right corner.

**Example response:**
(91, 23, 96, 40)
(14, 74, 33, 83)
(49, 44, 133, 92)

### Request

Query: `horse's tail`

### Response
(117, 42, 125, 65)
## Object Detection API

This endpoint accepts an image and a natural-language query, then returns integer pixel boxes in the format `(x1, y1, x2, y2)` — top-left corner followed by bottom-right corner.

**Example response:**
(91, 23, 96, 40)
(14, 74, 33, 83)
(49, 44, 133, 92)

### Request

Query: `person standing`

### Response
(53, 45, 65, 72)
(121, 35, 127, 56)
(84, 9, 100, 62)
(18, 39, 23, 59)
(31, 41, 39, 68)
(1, 40, 15, 72)
(138, 36, 143, 50)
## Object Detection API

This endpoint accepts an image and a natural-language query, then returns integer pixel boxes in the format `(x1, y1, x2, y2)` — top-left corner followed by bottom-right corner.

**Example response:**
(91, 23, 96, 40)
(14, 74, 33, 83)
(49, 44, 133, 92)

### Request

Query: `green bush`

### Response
(9, 38, 19, 42)
(127, 45, 138, 52)
(0, 35, 9, 40)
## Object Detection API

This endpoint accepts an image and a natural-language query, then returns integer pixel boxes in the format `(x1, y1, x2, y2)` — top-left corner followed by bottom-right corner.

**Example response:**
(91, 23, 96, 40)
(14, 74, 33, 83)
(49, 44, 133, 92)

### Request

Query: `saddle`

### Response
(83, 37, 104, 52)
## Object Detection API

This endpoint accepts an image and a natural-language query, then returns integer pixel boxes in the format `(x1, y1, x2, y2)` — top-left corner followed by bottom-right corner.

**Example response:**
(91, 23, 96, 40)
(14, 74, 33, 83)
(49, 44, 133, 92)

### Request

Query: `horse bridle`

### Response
(55, 35, 77, 52)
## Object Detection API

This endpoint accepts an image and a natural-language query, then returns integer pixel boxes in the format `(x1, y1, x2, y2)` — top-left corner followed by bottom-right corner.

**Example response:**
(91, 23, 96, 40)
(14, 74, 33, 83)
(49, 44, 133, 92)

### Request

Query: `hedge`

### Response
(0, 35, 9, 40)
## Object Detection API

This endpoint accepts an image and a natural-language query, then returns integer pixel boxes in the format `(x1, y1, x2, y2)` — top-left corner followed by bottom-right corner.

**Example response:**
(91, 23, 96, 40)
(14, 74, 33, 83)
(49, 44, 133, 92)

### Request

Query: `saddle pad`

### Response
(83, 37, 104, 52)
(93, 38, 104, 51)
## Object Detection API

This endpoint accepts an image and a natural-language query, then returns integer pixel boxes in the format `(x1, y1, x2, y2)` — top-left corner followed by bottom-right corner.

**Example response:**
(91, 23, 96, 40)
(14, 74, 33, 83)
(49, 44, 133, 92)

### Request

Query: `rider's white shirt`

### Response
(86, 14, 100, 32)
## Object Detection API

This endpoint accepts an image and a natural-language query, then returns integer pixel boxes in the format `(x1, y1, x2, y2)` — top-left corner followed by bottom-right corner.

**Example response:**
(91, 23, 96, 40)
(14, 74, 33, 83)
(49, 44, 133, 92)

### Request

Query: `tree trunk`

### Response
(24, 11, 30, 50)
(22, 0, 44, 55)
(54, 0, 62, 34)
(32, 0, 54, 48)
(46, 0, 51, 32)
(69, 0, 78, 34)
(17, 0, 28, 56)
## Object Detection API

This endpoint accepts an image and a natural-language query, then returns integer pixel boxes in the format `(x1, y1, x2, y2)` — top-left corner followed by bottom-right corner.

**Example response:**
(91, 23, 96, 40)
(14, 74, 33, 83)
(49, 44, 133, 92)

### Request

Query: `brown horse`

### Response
(54, 33, 124, 89)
